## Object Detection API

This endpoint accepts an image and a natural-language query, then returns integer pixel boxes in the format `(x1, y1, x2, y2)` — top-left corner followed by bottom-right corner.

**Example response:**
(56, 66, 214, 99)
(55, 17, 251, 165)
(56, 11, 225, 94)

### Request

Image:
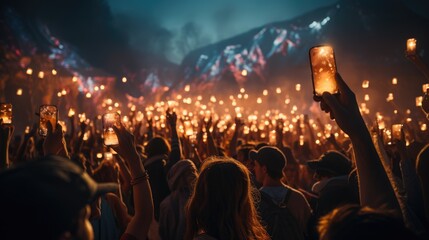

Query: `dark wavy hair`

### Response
(185, 157, 269, 240)
(145, 136, 170, 158)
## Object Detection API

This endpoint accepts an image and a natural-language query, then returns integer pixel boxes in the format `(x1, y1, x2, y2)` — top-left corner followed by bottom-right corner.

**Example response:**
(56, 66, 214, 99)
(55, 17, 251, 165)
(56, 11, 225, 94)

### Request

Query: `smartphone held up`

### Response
(0, 103, 12, 124)
(103, 112, 120, 146)
(39, 105, 58, 137)
(309, 45, 338, 97)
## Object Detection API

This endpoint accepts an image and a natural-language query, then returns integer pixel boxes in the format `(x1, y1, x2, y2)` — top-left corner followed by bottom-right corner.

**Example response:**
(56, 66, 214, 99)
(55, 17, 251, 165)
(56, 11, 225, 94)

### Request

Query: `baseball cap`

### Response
(307, 151, 352, 176)
(0, 155, 118, 239)
(249, 146, 286, 179)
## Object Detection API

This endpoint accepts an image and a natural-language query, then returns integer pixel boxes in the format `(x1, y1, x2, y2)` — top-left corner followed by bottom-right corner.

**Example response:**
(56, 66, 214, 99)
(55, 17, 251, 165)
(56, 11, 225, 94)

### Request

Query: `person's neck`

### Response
(263, 177, 284, 187)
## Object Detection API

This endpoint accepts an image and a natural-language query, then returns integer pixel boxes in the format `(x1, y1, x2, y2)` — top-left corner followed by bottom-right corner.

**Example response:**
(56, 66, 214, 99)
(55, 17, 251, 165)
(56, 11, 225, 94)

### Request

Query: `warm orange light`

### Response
(68, 108, 75, 117)
(407, 38, 417, 55)
(38, 71, 44, 79)
(263, 90, 268, 96)
(364, 94, 370, 101)
(416, 96, 423, 107)
(422, 84, 429, 93)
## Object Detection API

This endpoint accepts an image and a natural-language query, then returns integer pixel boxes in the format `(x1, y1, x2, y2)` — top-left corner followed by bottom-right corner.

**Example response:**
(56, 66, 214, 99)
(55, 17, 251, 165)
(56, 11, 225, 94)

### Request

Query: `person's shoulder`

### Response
(286, 186, 309, 203)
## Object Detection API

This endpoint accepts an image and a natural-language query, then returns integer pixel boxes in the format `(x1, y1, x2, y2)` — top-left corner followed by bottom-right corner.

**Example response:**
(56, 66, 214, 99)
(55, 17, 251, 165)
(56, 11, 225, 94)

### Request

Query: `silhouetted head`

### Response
(145, 136, 170, 158)
(186, 157, 268, 240)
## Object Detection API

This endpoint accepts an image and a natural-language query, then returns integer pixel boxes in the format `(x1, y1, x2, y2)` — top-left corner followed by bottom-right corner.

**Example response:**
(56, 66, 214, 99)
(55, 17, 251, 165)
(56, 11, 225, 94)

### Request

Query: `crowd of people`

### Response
(0, 72, 428, 240)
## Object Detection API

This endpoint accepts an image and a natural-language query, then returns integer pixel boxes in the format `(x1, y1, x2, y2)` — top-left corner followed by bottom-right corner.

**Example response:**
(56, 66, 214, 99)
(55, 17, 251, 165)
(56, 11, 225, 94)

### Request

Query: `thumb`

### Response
(335, 73, 352, 95)
(112, 122, 124, 137)
(322, 92, 342, 115)
(55, 122, 63, 134)
(46, 120, 53, 135)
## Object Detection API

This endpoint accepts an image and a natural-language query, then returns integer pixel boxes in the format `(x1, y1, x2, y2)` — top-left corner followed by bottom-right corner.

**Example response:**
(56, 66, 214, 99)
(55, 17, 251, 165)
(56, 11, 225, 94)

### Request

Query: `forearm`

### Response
(350, 127, 400, 212)
(74, 132, 85, 153)
(116, 155, 132, 193)
(276, 130, 283, 149)
(0, 143, 9, 169)
(126, 156, 154, 240)
(206, 130, 218, 156)
(16, 137, 30, 164)
(229, 129, 239, 156)
(400, 159, 425, 213)
(167, 129, 182, 171)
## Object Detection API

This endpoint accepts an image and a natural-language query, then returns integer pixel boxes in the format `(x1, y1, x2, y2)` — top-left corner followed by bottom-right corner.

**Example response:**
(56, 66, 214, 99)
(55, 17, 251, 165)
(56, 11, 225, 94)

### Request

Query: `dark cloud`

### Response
(4, 0, 175, 74)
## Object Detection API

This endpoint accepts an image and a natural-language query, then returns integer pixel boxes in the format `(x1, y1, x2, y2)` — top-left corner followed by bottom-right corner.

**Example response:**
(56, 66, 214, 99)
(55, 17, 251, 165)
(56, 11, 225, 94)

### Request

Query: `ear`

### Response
(261, 165, 268, 175)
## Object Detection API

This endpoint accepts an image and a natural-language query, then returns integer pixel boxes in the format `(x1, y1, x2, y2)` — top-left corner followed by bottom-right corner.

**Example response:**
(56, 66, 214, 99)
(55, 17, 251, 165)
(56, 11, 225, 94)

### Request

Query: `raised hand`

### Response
(43, 121, 69, 158)
(0, 119, 14, 144)
(112, 123, 139, 163)
(205, 116, 213, 131)
(79, 119, 88, 133)
(166, 109, 177, 128)
(0, 119, 14, 168)
(318, 73, 366, 135)
(235, 117, 244, 130)
(24, 123, 38, 140)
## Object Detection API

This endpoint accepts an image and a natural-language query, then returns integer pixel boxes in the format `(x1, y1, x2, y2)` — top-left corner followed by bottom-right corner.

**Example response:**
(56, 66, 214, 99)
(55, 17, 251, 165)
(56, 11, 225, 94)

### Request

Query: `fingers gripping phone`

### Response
(309, 45, 339, 97)
(39, 105, 58, 137)
(0, 103, 12, 124)
(103, 112, 120, 146)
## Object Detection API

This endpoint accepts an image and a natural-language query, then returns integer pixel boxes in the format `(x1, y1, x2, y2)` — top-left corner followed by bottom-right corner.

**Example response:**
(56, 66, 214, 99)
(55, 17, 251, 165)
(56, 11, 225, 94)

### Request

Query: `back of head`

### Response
(145, 136, 170, 158)
(308, 151, 352, 179)
(0, 155, 117, 240)
(186, 157, 267, 240)
(250, 146, 286, 180)
(167, 159, 198, 191)
(237, 146, 253, 163)
(318, 205, 417, 240)
(93, 160, 118, 183)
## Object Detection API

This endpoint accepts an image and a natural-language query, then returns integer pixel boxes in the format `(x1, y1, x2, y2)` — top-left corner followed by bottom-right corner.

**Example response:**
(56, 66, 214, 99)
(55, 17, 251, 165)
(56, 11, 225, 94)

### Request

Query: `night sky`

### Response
(107, 0, 337, 63)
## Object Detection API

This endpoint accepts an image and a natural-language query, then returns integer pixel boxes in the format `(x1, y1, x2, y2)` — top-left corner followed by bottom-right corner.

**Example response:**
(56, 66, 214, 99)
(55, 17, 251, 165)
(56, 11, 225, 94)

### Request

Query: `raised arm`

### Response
(205, 116, 219, 156)
(113, 123, 153, 240)
(0, 120, 14, 169)
(318, 73, 400, 213)
(165, 110, 182, 172)
(114, 154, 132, 194)
(275, 118, 284, 149)
(15, 123, 37, 164)
(229, 117, 244, 157)
(73, 121, 88, 154)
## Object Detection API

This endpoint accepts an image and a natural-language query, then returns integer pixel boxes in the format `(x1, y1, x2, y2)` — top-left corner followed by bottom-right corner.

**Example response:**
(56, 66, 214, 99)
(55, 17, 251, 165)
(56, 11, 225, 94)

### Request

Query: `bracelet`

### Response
(130, 171, 149, 186)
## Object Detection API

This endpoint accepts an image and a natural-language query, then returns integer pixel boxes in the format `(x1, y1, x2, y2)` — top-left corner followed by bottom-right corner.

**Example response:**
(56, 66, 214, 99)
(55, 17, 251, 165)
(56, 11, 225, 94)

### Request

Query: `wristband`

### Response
(130, 171, 149, 186)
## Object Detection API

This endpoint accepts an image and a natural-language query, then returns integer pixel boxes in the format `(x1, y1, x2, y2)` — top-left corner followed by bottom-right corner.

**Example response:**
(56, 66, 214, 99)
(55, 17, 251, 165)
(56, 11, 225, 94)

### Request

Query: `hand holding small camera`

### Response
(112, 123, 140, 166)
(43, 120, 69, 158)
(166, 109, 177, 128)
